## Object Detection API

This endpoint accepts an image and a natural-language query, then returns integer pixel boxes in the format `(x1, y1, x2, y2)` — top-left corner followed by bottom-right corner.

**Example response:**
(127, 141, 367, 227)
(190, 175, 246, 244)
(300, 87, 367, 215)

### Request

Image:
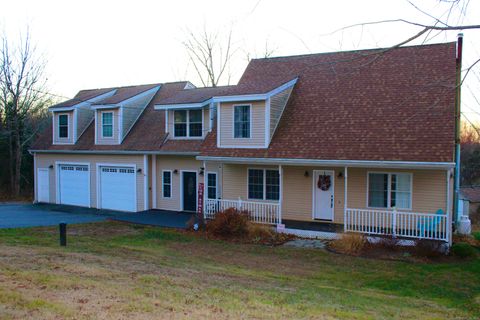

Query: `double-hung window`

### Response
(207, 173, 217, 199)
(248, 169, 279, 201)
(102, 112, 113, 138)
(174, 109, 202, 137)
(162, 171, 172, 198)
(58, 114, 69, 138)
(234, 105, 250, 138)
(368, 172, 412, 209)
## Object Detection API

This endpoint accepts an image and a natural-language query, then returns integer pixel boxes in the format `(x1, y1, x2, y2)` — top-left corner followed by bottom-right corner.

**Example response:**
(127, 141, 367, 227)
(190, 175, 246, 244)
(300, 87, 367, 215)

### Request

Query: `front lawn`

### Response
(0, 222, 478, 319)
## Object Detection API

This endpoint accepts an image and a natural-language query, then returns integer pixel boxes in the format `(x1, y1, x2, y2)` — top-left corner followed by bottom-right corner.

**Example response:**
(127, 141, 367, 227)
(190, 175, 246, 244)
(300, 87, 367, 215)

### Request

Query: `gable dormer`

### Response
(92, 85, 160, 145)
(49, 89, 116, 145)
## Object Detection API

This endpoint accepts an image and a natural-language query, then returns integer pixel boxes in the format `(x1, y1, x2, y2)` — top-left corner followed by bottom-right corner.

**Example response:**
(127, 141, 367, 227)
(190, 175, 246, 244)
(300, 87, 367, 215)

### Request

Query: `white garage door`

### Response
(58, 164, 90, 207)
(99, 166, 136, 212)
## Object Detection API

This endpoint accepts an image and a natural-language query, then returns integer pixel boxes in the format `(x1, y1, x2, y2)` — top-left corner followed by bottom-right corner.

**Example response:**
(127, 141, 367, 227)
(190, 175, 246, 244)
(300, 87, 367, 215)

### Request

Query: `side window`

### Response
(58, 114, 69, 138)
(163, 171, 172, 198)
(189, 109, 203, 137)
(234, 105, 250, 138)
(102, 112, 113, 138)
(207, 173, 217, 199)
(368, 173, 412, 209)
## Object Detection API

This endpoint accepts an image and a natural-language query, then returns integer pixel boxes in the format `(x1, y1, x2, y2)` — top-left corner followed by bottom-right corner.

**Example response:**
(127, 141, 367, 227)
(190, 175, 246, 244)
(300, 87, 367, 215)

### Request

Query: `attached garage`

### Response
(57, 164, 90, 207)
(98, 166, 136, 212)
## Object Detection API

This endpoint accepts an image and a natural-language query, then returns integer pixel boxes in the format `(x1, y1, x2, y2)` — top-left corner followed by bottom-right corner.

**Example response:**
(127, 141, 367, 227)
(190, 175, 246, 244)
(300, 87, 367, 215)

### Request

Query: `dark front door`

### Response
(182, 172, 197, 212)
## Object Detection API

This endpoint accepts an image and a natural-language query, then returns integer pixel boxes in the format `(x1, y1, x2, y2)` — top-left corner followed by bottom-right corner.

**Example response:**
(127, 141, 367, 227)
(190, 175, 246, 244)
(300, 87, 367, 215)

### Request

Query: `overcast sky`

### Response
(1, 0, 479, 121)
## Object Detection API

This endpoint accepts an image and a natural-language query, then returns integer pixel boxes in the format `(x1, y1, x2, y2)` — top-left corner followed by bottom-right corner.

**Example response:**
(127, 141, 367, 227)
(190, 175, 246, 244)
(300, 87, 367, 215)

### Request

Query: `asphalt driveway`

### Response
(0, 203, 109, 228)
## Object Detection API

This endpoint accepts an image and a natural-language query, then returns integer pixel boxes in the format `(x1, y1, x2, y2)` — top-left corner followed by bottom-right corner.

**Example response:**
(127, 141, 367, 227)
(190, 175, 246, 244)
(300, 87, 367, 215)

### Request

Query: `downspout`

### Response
(453, 33, 463, 225)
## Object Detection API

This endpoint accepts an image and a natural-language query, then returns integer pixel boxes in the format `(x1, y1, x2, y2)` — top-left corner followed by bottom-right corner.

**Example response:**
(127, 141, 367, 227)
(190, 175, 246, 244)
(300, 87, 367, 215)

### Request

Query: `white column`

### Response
(279, 164, 283, 225)
(144, 154, 149, 210)
(152, 155, 157, 209)
(203, 160, 207, 220)
(344, 166, 348, 232)
(446, 169, 452, 245)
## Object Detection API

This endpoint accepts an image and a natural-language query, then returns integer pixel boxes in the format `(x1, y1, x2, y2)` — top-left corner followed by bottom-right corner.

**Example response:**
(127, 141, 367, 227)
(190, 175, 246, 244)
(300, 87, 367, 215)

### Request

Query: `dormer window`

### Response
(58, 114, 69, 138)
(174, 109, 203, 138)
(102, 112, 113, 138)
(234, 105, 250, 138)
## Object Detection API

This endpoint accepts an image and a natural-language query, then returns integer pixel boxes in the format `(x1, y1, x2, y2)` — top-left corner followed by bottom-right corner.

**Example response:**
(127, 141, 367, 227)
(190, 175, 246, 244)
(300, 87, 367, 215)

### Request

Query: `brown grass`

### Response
(329, 232, 366, 255)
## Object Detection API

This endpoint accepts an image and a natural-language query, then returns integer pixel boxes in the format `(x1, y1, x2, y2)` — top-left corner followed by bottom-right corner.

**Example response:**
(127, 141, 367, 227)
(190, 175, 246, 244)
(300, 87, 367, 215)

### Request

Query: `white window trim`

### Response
(172, 109, 204, 139)
(247, 168, 280, 202)
(57, 113, 70, 140)
(206, 172, 218, 199)
(233, 104, 252, 139)
(162, 170, 172, 199)
(101, 111, 114, 139)
(366, 171, 413, 210)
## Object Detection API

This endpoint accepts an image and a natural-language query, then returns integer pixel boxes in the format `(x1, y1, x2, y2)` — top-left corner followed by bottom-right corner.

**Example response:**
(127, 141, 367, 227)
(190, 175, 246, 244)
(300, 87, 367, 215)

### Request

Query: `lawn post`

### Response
(59, 222, 67, 246)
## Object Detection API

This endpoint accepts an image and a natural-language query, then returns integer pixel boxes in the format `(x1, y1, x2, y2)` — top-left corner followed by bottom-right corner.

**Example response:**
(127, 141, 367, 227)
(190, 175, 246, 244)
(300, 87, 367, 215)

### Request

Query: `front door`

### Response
(313, 170, 334, 220)
(182, 172, 197, 212)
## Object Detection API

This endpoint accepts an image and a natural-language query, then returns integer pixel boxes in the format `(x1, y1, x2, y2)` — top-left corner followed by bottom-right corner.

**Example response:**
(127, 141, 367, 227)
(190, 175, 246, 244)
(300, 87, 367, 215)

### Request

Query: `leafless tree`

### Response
(0, 30, 50, 197)
(182, 25, 235, 87)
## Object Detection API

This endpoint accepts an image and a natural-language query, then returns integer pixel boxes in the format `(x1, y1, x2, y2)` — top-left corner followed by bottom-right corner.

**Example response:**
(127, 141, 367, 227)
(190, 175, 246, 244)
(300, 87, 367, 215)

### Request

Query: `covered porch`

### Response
(201, 158, 454, 243)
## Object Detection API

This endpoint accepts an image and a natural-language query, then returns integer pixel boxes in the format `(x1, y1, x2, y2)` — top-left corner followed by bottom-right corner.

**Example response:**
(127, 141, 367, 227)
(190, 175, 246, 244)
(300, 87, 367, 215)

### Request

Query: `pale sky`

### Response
(1, 0, 479, 121)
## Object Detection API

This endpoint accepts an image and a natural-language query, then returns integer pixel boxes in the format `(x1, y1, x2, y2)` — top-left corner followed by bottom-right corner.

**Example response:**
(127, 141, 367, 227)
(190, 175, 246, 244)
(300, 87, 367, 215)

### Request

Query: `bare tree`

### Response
(182, 25, 235, 87)
(0, 30, 49, 197)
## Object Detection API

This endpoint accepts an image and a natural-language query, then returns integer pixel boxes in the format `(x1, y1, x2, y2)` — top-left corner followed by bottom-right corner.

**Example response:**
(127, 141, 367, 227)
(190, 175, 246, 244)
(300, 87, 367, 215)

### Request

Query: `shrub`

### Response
(206, 208, 250, 238)
(247, 223, 291, 245)
(451, 242, 477, 258)
(473, 231, 480, 242)
(411, 239, 444, 258)
(329, 233, 366, 255)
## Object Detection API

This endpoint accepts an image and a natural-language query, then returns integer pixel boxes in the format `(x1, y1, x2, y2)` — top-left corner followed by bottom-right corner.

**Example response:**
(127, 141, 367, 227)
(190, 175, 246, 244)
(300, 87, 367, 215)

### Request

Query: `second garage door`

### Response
(99, 166, 136, 212)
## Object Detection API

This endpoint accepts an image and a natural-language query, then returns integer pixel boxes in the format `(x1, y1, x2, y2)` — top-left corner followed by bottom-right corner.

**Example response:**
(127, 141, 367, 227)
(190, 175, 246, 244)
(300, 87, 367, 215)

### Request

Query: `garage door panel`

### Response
(100, 166, 136, 212)
(59, 165, 90, 207)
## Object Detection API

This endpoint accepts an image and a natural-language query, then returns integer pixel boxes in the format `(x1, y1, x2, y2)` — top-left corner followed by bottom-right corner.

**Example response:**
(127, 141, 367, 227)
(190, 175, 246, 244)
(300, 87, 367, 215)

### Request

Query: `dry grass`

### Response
(329, 232, 366, 255)
(0, 222, 478, 319)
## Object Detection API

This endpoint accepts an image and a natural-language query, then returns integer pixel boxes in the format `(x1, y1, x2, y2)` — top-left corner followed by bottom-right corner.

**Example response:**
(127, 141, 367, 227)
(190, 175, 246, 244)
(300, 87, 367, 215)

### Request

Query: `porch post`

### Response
(203, 160, 207, 221)
(152, 155, 157, 209)
(279, 164, 283, 225)
(344, 166, 348, 232)
(144, 154, 149, 211)
(446, 169, 452, 245)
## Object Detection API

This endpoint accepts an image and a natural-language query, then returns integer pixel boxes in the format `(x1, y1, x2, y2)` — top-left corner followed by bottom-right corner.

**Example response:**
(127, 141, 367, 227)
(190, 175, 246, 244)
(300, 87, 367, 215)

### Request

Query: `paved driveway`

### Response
(0, 203, 109, 228)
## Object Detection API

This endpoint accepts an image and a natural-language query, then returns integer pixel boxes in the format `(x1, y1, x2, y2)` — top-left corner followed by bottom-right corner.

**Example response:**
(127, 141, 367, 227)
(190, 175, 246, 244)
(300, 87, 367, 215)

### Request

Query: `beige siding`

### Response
(219, 101, 265, 147)
(154, 155, 204, 211)
(52, 111, 74, 144)
(269, 86, 293, 139)
(76, 107, 94, 139)
(96, 109, 119, 145)
(166, 108, 209, 139)
(34, 153, 146, 211)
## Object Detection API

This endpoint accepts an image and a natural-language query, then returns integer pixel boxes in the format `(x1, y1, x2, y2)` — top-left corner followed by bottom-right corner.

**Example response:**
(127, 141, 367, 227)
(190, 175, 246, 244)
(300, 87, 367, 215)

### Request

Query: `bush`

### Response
(206, 208, 250, 238)
(473, 231, 480, 242)
(247, 223, 291, 245)
(329, 233, 366, 255)
(451, 242, 477, 258)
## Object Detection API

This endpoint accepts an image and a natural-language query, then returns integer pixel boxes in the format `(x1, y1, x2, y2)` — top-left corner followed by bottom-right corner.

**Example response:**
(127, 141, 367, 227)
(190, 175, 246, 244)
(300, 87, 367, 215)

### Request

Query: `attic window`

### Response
(58, 114, 69, 138)
(234, 105, 250, 138)
(102, 112, 113, 138)
(174, 109, 203, 138)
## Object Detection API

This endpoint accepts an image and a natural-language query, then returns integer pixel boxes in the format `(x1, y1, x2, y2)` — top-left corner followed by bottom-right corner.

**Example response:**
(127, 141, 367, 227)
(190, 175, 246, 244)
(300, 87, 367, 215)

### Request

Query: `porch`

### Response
(202, 161, 453, 243)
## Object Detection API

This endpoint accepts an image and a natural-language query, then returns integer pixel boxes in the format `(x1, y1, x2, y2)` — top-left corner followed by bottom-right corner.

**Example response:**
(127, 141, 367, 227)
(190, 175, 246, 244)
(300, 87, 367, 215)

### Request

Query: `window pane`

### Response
(189, 123, 202, 137)
(189, 109, 202, 122)
(234, 105, 250, 138)
(163, 172, 171, 198)
(207, 173, 217, 199)
(391, 174, 411, 209)
(59, 115, 68, 125)
(59, 126, 68, 138)
(266, 170, 280, 200)
(102, 124, 113, 137)
(174, 110, 187, 123)
(368, 173, 388, 207)
(174, 124, 187, 137)
(248, 169, 263, 199)
(102, 112, 112, 125)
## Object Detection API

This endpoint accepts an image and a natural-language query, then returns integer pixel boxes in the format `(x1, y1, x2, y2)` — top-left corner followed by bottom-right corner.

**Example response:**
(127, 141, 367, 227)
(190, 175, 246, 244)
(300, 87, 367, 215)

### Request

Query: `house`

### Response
(460, 186, 480, 221)
(31, 40, 461, 244)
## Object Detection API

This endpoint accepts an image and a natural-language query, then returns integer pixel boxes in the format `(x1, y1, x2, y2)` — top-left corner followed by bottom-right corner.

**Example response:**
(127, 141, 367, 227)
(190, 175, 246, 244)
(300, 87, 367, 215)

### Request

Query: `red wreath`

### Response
(317, 174, 331, 191)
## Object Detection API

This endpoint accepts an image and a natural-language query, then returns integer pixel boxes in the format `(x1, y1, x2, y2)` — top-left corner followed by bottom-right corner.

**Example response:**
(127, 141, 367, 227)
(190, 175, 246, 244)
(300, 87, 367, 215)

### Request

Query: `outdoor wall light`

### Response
(199, 168, 204, 176)
(304, 170, 309, 177)
(173, 169, 178, 174)
(338, 171, 343, 179)
(137, 168, 142, 174)
(49, 165, 53, 169)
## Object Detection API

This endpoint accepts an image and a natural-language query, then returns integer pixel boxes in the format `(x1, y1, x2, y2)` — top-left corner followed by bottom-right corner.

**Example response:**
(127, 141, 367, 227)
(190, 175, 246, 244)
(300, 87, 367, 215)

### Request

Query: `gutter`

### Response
(196, 156, 455, 170)
(29, 149, 200, 156)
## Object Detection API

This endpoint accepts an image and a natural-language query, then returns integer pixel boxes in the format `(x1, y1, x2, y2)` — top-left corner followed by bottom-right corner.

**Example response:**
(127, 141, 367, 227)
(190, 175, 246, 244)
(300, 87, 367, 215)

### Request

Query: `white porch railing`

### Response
(204, 198, 280, 225)
(345, 208, 449, 242)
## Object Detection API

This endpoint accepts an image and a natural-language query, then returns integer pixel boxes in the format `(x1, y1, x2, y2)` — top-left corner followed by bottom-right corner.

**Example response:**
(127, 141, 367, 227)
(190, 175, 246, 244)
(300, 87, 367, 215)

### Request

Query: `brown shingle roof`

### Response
(51, 88, 115, 108)
(200, 42, 457, 163)
(92, 83, 161, 105)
